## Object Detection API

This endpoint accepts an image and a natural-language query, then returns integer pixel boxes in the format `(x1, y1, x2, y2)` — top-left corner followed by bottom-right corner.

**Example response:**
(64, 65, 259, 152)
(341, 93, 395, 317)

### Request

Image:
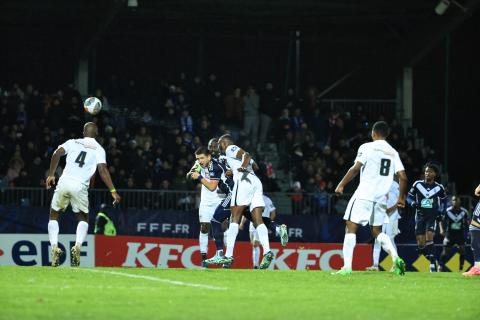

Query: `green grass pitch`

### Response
(0, 267, 478, 320)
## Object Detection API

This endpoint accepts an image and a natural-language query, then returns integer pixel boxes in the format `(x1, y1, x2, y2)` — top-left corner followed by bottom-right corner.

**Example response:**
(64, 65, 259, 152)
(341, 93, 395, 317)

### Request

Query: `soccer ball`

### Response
(83, 97, 102, 114)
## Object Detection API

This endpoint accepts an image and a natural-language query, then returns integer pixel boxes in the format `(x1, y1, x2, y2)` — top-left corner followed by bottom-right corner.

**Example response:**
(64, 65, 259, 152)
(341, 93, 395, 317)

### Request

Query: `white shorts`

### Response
(51, 177, 89, 213)
(343, 198, 387, 227)
(231, 174, 265, 212)
(199, 202, 219, 223)
(249, 222, 259, 242)
(383, 211, 400, 237)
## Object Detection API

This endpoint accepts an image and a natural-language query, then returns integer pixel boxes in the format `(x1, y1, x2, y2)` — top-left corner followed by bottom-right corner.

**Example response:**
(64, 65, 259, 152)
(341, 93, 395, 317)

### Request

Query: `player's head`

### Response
(208, 137, 219, 156)
(424, 163, 439, 182)
(451, 195, 461, 208)
(218, 134, 233, 153)
(195, 146, 211, 167)
(83, 122, 98, 138)
(371, 121, 390, 140)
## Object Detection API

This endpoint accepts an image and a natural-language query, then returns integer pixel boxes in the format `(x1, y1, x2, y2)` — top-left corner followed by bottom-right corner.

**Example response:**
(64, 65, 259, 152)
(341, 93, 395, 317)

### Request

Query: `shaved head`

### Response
(83, 122, 98, 138)
(218, 134, 234, 153)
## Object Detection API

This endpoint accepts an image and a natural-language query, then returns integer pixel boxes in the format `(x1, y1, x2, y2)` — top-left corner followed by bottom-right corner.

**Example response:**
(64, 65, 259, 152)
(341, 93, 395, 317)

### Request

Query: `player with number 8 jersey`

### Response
(334, 121, 408, 276)
(46, 122, 121, 267)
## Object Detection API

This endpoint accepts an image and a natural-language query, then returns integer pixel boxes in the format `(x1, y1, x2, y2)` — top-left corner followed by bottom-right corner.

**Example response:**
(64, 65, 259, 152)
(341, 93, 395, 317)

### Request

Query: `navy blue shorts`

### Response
(212, 195, 231, 223)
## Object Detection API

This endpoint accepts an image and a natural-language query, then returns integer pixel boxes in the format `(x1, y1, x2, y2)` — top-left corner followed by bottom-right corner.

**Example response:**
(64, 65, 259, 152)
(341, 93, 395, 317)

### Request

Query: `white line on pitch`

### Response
(80, 269, 227, 291)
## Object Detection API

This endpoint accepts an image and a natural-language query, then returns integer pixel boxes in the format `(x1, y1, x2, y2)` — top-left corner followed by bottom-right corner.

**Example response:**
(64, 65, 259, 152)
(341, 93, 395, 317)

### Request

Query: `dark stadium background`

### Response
(2, 0, 480, 192)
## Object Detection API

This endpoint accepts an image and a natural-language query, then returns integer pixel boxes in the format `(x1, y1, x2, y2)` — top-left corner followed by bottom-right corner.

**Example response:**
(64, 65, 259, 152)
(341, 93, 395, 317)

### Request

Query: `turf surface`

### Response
(0, 267, 478, 320)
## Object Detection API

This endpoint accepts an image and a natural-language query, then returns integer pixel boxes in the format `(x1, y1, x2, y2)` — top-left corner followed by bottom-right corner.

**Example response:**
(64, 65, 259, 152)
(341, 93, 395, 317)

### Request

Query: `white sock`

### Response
(256, 224, 271, 253)
(275, 226, 280, 236)
(75, 221, 89, 247)
(252, 246, 260, 267)
(376, 232, 398, 261)
(223, 231, 228, 247)
(475, 261, 480, 267)
(199, 232, 209, 254)
(216, 249, 223, 257)
(225, 223, 239, 257)
(343, 233, 356, 270)
(48, 220, 59, 248)
(372, 239, 381, 267)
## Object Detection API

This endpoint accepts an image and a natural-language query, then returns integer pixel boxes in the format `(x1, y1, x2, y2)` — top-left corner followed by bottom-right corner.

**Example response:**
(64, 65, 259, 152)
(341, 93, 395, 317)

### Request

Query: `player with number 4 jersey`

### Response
(46, 122, 120, 268)
(334, 121, 408, 276)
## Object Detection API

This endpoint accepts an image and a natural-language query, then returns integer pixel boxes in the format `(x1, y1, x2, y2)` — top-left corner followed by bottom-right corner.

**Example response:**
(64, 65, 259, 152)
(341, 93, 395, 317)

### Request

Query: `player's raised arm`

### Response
(335, 161, 363, 194)
(396, 170, 408, 208)
(97, 163, 121, 205)
(46, 147, 66, 189)
(190, 171, 220, 191)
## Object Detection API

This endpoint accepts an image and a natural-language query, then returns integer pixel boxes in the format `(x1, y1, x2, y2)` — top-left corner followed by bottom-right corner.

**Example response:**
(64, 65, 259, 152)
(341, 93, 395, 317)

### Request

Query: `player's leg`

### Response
(425, 221, 437, 272)
(265, 216, 288, 246)
(70, 184, 90, 267)
(368, 223, 386, 271)
(371, 204, 405, 275)
(415, 213, 427, 258)
(49, 181, 70, 267)
(71, 211, 89, 267)
(249, 223, 261, 269)
(458, 244, 466, 271)
(48, 209, 63, 267)
(206, 204, 230, 264)
(222, 205, 245, 260)
(199, 222, 210, 267)
(251, 206, 274, 269)
(438, 235, 452, 272)
(463, 229, 480, 276)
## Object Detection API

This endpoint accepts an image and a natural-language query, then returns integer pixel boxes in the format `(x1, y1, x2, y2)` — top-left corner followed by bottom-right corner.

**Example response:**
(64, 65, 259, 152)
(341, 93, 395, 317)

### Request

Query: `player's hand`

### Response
(334, 185, 344, 195)
(396, 198, 406, 209)
(237, 167, 247, 172)
(46, 176, 56, 190)
(111, 192, 121, 206)
(475, 185, 480, 196)
(190, 172, 200, 180)
(225, 170, 233, 177)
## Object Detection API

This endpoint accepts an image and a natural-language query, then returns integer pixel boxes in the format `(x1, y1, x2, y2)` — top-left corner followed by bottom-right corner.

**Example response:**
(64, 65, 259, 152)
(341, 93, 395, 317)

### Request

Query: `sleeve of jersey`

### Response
(59, 140, 72, 154)
(393, 152, 405, 173)
(354, 144, 368, 164)
(225, 145, 239, 159)
(97, 148, 107, 165)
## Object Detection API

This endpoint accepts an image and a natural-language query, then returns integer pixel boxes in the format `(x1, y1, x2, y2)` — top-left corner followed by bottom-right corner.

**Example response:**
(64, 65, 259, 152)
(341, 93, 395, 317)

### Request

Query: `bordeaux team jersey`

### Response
(443, 206, 469, 233)
(199, 159, 223, 205)
(408, 180, 447, 215)
(216, 155, 234, 193)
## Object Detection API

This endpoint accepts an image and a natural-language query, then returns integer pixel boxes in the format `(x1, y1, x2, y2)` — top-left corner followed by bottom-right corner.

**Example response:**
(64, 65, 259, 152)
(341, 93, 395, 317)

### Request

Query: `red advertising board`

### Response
(95, 235, 372, 270)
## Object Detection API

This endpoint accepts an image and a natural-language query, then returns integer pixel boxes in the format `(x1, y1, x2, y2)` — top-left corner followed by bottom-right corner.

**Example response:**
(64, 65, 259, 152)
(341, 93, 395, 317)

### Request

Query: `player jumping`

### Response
(334, 121, 407, 276)
(46, 122, 121, 267)
(210, 134, 274, 269)
(407, 164, 447, 272)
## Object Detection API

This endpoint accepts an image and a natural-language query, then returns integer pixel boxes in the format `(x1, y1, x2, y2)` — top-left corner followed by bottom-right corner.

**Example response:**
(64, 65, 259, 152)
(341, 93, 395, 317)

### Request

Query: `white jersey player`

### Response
(213, 134, 274, 269)
(187, 146, 225, 267)
(46, 122, 120, 267)
(333, 121, 408, 276)
(367, 180, 401, 271)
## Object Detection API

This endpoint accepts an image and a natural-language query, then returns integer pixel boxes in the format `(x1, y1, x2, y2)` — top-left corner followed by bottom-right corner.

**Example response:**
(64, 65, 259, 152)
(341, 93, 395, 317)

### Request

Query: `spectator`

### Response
(259, 83, 278, 146)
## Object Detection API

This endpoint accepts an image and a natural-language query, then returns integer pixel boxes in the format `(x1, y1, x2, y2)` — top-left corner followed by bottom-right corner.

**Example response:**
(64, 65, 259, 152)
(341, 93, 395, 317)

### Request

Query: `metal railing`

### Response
(0, 187, 475, 215)
(321, 99, 397, 120)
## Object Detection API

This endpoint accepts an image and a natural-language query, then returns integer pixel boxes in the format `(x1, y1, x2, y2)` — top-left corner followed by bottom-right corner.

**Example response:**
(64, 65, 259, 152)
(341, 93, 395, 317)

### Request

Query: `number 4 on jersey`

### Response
(75, 151, 87, 168)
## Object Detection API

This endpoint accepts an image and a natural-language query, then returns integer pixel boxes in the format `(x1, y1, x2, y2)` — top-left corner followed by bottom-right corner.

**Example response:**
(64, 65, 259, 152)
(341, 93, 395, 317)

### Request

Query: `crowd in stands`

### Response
(0, 75, 438, 202)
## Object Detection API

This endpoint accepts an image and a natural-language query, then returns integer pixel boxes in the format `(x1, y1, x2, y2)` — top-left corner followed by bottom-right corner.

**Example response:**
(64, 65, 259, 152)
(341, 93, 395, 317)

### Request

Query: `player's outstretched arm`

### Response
(97, 163, 121, 205)
(396, 170, 408, 208)
(335, 161, 363, 194)
(46, 147, 65, 189)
